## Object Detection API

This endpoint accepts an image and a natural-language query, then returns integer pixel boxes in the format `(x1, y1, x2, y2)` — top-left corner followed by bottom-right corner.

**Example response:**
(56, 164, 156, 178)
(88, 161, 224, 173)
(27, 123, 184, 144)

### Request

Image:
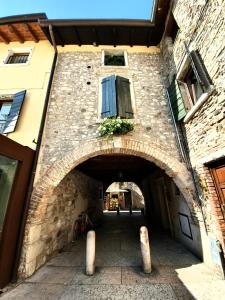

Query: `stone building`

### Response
(0, 0, 224, 286)
(162, 0, 225, 272)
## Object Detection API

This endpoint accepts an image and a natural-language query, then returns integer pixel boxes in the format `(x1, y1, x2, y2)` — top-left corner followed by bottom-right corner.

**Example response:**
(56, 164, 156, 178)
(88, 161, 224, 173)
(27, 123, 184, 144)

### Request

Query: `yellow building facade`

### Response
(0, 14, 55, 287)
(0, 40, 54, 149)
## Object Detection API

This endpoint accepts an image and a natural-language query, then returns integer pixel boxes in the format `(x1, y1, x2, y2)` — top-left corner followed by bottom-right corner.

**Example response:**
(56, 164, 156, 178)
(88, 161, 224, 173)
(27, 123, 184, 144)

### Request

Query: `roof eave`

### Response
(39, 19, 155, 27)
(0, 13, 47, 25)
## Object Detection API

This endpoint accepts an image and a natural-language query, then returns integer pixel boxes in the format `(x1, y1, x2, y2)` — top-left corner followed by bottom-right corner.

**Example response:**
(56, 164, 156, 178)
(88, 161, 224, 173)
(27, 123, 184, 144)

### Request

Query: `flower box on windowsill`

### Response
(97, 117, 134, 137)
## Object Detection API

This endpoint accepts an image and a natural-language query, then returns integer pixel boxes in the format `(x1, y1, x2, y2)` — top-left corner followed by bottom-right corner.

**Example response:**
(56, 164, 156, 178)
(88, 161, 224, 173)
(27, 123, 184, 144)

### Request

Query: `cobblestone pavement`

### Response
(1, 212, 225, 299)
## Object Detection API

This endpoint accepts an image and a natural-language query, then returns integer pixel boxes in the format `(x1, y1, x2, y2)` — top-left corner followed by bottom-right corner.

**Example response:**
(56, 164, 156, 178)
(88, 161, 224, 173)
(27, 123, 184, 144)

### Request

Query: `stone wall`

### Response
(120, 182, 144, 209)
(142, 171, 203, 259)
(161, 0, 225, 258)
(36, 46, 180, 180)
(22, 46, 197, 277)
(19, 170, 101, 278)
(173, 0, 225, 162)
(18, 1, 225, 279)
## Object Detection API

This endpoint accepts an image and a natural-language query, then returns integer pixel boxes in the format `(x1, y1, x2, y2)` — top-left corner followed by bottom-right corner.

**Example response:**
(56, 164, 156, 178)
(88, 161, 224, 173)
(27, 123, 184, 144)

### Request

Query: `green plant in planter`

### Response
(97, 117, 134, 137)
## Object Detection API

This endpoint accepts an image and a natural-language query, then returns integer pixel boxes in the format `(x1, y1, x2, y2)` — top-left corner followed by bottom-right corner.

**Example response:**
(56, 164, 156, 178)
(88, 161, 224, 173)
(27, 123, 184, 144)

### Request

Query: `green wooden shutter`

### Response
(116, 76, 133, 119)
(190, 50, 212, 92)
(3, 90, 26, 134)
(101, 75, 117, 118)
(167, 79, 186, 122)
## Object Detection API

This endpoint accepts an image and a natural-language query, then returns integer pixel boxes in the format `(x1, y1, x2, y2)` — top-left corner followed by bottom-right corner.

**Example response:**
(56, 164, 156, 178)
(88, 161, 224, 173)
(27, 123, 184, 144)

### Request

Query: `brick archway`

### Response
(30, 137, 195, 222)
(20, 136, 200, 278)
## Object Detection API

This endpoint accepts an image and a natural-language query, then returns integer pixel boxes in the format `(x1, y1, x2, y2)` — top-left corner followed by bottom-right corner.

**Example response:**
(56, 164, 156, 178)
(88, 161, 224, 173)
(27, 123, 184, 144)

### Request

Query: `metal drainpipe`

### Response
(165, 89, 208, 232)
(12, 24, 58, 282)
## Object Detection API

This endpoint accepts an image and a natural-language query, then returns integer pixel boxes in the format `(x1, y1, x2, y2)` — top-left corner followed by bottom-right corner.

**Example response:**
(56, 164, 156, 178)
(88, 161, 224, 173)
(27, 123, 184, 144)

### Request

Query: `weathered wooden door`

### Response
(210, 159, 225, 219)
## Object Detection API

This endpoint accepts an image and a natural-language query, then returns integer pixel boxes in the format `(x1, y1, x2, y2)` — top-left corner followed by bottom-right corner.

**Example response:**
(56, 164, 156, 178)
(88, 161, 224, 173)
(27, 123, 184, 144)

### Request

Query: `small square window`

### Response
(6, 53, 29, 64)
(104, 50, 126, 66)
(2, 48, 33, 66)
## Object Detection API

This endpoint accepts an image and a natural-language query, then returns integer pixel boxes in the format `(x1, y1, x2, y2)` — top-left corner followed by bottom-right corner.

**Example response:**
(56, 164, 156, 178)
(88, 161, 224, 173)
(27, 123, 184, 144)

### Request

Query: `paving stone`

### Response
(175, 264, 216, 283)
(2, 213, 223, 300)
(59, 284, 177, 300)
(120, 240, 140, 251)
(0, 283, 65, 300)
(170, 283, 195, 300)
(96, 238, 121, 252)
(47, 252, 86, 267)
(95, 251, 142, 267)
(121, 266, 180, 284)
(70, 266, 121, 285)
(184, 281, 225, 300)
(26, 266, 75, 284)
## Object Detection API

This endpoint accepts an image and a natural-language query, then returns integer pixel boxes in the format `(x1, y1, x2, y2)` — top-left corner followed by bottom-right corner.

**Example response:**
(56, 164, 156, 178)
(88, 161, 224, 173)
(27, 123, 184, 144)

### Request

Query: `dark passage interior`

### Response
(75, 154, 202, 258)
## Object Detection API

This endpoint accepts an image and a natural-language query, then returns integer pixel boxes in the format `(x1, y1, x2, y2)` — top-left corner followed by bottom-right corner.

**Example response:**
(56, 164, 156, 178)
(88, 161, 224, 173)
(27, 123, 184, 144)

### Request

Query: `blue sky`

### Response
(0, 0, 154, 19)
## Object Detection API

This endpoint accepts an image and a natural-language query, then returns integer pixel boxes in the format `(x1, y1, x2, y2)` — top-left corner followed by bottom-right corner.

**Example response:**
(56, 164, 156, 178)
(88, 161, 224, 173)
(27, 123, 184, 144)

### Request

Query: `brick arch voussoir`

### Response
(31, 137, 195, 222)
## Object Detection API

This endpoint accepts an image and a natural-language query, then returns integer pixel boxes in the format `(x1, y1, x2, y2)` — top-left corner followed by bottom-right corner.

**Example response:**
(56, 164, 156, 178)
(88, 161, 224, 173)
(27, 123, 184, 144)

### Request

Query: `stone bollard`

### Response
(86, 230, 96, 275)
(140, 226, 151, 273)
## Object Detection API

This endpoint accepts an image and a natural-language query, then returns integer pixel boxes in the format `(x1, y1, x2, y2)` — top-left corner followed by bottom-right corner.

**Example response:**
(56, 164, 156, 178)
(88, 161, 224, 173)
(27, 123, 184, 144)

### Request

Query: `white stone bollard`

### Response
(140, 226, 151, 273)
(86, 230, 96, 276)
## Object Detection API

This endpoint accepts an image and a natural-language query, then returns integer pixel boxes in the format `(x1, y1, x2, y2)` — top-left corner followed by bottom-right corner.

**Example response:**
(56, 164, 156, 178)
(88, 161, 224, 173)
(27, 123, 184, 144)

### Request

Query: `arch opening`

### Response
(104, 182, 145, 213)
(21, 151, 204, 279)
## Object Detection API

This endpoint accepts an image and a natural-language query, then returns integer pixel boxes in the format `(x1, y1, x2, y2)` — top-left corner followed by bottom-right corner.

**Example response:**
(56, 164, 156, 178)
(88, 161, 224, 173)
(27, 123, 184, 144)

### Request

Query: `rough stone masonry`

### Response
(19, 45, 197, 278)
(161, 0, 225, 255)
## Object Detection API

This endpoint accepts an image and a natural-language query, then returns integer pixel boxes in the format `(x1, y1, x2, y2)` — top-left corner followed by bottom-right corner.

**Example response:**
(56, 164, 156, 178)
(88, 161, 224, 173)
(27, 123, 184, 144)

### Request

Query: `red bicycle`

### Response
(73, 211, 93, 240)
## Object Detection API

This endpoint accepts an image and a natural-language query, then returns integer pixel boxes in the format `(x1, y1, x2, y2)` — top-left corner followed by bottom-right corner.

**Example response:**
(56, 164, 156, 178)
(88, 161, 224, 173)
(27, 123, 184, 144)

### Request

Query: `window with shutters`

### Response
(101, 75, 133, 119)
(0, 91, 26, 134)
(175, 49, 214, 122)
(167, 78, 187, 122)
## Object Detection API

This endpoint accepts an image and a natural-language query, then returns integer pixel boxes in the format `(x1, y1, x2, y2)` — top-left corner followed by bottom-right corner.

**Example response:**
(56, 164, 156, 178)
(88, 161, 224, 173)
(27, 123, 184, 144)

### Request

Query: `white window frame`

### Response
(97, 74, 136, 122)
(2, 47, 33, 67)
(101, 49, 128, 68)
(176, 52, 214, 123)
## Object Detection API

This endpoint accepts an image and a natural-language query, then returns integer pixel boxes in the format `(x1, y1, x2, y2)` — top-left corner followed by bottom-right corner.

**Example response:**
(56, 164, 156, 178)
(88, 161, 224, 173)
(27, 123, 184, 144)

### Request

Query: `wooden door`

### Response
(210, 159, 225, 219)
